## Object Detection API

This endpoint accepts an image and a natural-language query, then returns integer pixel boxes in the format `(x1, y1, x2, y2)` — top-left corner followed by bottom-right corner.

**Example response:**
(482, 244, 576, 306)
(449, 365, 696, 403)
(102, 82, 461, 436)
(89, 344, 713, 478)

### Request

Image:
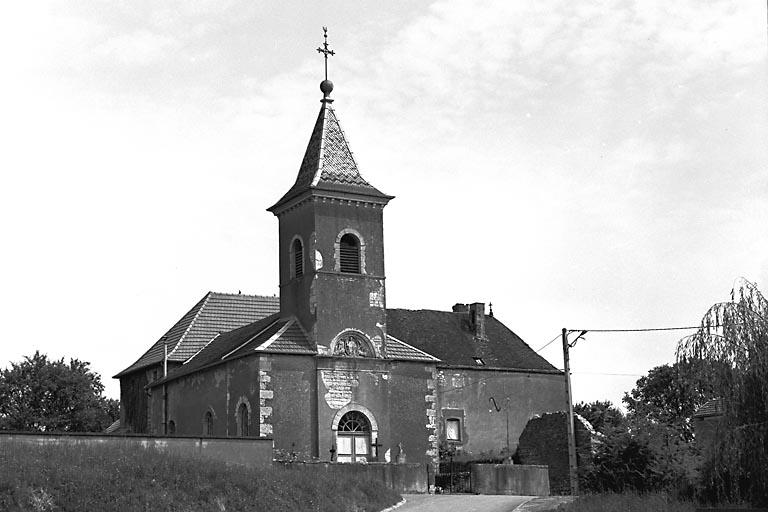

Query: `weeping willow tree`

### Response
(677, 278, 768, 506)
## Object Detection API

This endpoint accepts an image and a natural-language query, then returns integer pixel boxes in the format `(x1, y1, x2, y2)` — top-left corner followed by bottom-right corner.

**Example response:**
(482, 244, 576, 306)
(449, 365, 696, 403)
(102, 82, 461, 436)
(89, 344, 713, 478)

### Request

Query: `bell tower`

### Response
(267, 29, 393, 356)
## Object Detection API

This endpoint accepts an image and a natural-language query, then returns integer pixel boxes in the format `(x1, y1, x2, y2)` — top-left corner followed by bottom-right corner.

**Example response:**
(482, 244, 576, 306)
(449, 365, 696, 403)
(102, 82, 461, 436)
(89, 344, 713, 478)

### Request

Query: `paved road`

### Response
(396, 494, 535, 512)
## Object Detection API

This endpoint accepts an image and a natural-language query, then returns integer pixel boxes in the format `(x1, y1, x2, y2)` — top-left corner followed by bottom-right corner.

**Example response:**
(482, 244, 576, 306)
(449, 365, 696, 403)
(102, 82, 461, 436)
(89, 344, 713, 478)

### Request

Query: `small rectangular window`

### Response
(446, 418, 461, 441)
(473, 358, 485, 366)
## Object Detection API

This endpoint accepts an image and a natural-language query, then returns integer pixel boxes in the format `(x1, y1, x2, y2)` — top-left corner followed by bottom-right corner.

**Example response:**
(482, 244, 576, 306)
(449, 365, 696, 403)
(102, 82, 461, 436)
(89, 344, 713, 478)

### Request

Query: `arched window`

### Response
(339, 234, 360, 274)
(336, 411, 371, 463)
(167, 420, 176, 436)
(238, 403, 249, 437)
(292, 238, 303, 278)
(203, 411, 213, 436)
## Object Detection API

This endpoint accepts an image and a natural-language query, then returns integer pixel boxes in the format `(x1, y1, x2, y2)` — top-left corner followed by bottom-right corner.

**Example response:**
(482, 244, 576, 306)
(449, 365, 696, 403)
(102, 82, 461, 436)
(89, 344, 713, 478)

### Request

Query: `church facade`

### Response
(115, 69, 567, 465)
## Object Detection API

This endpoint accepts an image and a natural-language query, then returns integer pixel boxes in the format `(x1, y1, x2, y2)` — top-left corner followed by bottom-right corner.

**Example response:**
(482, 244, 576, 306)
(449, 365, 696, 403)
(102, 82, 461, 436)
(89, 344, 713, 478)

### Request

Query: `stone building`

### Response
(115, 72, 567, 465)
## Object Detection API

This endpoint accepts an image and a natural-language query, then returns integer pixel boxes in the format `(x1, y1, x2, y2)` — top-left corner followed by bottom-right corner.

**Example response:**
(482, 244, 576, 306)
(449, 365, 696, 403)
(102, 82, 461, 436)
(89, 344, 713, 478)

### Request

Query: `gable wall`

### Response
(119, 370, 151, 433)
(436, 368, 566, 458)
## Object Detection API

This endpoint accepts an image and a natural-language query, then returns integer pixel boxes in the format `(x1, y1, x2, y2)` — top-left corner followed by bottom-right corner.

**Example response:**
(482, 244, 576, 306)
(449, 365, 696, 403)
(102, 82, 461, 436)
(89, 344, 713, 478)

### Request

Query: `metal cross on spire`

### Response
(317, 26, 335, 81)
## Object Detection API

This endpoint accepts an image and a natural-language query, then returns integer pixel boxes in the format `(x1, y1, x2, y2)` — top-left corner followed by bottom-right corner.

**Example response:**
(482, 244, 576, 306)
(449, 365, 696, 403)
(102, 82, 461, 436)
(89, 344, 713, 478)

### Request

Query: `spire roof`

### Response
(269, 101, 391, 212)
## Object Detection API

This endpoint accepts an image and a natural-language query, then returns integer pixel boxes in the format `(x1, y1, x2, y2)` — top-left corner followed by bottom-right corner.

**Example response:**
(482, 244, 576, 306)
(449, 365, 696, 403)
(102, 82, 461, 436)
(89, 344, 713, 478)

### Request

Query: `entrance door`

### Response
(336, 411, 370, 463)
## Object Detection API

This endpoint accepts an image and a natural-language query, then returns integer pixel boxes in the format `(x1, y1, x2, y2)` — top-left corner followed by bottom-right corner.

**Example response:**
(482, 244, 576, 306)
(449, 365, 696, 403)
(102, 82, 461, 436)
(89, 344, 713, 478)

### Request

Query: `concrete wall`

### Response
(436, 368, 567, 458)
(0, 431, 273, 468)
(470, 464, 550, 496)
(278, 462, 431, 494)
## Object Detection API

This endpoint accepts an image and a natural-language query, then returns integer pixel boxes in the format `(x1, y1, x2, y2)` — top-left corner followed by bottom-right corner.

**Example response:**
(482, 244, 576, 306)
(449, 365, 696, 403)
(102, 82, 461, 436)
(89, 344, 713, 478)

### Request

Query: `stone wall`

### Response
(516, 411, 595, 495)
(0, 431, 273, 468)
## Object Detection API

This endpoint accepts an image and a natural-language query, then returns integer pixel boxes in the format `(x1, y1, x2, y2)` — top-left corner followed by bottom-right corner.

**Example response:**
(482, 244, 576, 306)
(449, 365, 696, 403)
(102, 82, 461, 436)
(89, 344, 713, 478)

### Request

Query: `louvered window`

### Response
(339, 234, 360, 273)
(293, 238, 303, 278)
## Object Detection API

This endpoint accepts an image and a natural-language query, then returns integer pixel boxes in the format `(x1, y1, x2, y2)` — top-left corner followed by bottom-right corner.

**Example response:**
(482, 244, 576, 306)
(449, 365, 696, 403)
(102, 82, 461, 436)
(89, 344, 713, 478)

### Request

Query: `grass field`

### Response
(0, 441, 401, 512)
(555, 492, 696, 512)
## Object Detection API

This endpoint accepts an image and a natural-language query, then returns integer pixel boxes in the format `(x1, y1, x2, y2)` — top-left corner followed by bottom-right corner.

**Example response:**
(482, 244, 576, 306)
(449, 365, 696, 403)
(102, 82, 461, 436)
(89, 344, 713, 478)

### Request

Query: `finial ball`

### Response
(320, 79, 334, 96)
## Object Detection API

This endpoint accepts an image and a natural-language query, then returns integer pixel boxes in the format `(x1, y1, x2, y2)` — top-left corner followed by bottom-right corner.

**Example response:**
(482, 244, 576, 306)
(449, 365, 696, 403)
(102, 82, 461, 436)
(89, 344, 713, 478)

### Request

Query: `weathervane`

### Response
(317, 27, 335, 100)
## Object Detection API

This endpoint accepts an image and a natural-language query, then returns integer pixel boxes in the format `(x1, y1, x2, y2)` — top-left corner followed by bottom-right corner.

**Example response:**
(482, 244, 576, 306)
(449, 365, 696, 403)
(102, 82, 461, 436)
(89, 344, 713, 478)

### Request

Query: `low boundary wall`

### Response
(277, 462, 431, 494)
(0, 431, 273, 468)
(470, 464, 550, 496)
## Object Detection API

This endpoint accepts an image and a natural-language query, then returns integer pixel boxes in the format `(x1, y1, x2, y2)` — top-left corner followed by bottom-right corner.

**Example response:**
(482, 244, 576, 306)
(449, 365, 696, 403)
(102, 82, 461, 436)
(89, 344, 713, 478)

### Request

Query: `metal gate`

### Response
(435, 459, 472, 493)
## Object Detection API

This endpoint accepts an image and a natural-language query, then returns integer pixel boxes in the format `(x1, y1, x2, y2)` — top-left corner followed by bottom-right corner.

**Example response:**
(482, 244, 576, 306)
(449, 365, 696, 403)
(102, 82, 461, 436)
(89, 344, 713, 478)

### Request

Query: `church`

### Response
(115, 34, 567, 466)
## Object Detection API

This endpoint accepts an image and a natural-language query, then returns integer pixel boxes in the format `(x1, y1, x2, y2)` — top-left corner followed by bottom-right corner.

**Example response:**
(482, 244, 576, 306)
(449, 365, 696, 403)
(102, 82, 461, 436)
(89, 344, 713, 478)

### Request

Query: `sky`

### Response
(1, 1, 766, 408)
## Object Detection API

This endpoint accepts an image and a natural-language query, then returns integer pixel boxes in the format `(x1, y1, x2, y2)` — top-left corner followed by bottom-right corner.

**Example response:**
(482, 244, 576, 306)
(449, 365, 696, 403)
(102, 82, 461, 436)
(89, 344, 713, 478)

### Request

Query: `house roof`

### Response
(122, 293, 557, 384)
(152, 315, 448, 385)
(114, 292, 280, 378)
(386, 335, 440, 362)
(269, 102, 392, 212)
(151, 315, 316, 386)
(386, 309, 560, 373)
(694, 398, 724, 418)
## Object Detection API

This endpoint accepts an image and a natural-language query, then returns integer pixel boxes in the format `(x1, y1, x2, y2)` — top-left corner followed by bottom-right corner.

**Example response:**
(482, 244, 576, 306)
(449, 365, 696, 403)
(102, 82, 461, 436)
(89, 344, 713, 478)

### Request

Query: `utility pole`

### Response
(163, 338, 168, 436)
(562, 327, 579, 495)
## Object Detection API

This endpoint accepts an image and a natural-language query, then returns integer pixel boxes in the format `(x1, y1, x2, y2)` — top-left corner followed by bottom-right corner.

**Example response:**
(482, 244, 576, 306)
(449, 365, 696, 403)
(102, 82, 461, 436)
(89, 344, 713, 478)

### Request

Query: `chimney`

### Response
(452, 303, 469, 313)
(469, 302, 486, 340)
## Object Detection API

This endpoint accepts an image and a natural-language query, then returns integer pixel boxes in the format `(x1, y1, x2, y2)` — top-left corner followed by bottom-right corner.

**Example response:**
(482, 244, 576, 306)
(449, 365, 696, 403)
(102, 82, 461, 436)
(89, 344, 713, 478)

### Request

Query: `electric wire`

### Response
(535, 333, 562, 352)
(536, 324, 713, 353)
(567, 325, 703, 333)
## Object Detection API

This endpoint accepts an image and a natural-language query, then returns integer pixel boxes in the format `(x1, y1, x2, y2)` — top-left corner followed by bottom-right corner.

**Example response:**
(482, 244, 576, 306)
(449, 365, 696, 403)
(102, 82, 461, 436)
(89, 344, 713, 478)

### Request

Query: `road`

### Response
(395, 494, 534, 512)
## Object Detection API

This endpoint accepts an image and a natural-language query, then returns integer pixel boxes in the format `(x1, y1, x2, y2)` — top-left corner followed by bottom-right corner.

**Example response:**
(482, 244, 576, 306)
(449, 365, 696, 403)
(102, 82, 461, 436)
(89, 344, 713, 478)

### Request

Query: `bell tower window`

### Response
(293, 238, 304, 278)
(339, 234, 360, 273)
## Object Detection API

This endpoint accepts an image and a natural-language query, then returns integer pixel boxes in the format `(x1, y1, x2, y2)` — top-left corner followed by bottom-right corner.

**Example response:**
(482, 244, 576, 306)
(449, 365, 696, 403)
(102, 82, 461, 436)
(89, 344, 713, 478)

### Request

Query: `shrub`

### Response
(556, 492, 696, 512)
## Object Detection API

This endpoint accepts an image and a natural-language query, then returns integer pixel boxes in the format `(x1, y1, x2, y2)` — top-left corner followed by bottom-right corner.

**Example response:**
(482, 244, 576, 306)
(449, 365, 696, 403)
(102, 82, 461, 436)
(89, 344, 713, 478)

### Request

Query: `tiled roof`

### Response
(151, 315, 315, 386)
(386, 309, 559, 372)
(269, 102, 391, 211)
(386, 335, 440, 362)
(115, 292, 280, 377)
(104, 419, 121, 434)
(694, 398, 724, 418)
(254, 319, 314, 354)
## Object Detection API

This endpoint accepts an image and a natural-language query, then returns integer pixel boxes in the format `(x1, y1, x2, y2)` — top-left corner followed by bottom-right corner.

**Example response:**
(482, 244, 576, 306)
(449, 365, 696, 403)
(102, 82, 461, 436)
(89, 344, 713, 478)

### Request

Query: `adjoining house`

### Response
(115, 59, 567, 466)
(692, 397, 724, 455)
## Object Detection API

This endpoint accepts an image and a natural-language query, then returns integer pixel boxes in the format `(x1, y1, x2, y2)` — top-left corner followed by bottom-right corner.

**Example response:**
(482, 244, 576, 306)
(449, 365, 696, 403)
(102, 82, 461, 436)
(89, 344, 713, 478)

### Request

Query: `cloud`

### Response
(96, 30, 181, 66)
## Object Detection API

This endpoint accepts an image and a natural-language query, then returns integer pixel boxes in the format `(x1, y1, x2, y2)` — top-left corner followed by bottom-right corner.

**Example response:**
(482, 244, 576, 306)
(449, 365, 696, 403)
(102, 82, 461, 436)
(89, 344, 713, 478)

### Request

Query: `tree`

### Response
(574, 400, 625, 434)
(622, 360, 721, 442)
(0, 351, 118, 432)
(677, 278, 768, 506)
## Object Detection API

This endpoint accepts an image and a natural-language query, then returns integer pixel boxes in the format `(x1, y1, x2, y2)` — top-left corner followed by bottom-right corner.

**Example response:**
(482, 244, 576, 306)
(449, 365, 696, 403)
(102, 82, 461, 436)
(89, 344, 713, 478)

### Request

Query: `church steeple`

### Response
(268, 29, 393, 355)
(268, 28, 391, 215)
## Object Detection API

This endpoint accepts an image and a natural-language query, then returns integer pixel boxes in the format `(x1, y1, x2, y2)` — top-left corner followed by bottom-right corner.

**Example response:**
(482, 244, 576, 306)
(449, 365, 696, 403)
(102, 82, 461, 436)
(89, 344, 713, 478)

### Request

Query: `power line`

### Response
(535, 332, 562, 352)
(567, 325, 702, 333)
(536, 325, 706, 353)
(572, 371, 644, 377)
